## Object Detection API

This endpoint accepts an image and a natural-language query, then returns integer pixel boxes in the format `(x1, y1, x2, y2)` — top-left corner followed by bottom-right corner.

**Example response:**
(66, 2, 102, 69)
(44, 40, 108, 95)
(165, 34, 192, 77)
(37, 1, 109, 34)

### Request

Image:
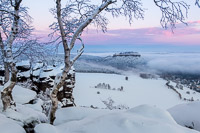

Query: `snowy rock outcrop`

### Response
(0, 61, 76, 107)
(57, 68, 76, 107)
(31, 63, 76, 107)
(0, 65, 4, 85)
(16, 60, 31, 82)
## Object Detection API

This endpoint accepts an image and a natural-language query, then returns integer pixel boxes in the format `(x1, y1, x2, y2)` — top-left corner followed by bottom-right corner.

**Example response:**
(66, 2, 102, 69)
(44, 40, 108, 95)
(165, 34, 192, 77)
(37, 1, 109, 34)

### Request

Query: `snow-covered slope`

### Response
(35, 105, 199, 133)
(0, 113, 26, 133)
(168, 102, 200, 132)
(74, 73, 189, 110)
(168, 81, 200, 101)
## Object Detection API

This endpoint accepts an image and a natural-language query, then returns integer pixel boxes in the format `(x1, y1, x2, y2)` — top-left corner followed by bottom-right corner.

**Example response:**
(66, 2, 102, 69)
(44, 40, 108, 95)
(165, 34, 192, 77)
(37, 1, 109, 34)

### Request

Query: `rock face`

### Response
(16, 60, 31, 83)
(0, 61, 76, 108)
(31, 62, 54, 93)
(0, 65, 4, 85)
(58, 68, 76, 107)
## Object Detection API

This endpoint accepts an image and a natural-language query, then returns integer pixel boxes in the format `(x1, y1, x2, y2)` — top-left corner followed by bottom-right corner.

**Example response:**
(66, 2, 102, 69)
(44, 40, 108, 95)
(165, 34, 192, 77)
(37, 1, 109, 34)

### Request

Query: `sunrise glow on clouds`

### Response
(79, 21, 200, 46)
(33, 21, 200, 47)
(24, 0, 200, 47)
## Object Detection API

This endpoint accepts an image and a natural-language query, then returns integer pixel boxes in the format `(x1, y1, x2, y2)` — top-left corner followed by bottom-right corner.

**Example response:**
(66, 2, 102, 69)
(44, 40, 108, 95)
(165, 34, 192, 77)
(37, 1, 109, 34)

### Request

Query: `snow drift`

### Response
(168, 101, 200, 132)
(35, 105, 199, 133)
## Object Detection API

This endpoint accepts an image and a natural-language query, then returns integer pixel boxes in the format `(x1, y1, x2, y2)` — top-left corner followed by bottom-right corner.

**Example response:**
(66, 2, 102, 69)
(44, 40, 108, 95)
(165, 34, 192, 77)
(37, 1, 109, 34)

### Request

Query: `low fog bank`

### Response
(77, 52, 200, 76)
(143, 53, 200, 75)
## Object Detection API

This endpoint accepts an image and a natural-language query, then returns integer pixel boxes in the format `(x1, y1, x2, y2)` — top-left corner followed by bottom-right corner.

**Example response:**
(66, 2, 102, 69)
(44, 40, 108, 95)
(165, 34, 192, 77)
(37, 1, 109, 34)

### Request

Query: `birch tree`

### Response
(0, 0, 32, 110)
(154, 0, 189, 30)
(49, 0, 192, 124)
(49, 0, 144, 124)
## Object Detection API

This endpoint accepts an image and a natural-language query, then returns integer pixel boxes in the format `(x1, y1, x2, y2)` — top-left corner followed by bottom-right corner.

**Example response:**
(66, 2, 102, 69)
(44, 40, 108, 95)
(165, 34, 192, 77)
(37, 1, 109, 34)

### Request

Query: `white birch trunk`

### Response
(49, 0, 115, 124)
(1, 0, 21, 111)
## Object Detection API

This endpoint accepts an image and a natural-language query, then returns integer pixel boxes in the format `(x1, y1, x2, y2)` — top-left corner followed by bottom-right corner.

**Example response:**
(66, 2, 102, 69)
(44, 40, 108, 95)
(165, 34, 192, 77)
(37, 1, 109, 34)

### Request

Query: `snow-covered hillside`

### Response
(73, 73, 195, 109)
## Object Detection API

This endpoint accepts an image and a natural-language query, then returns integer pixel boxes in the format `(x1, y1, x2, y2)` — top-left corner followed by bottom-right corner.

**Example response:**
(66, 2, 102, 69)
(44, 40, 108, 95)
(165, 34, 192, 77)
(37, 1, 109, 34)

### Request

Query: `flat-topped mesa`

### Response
(113, 52, 141, 57)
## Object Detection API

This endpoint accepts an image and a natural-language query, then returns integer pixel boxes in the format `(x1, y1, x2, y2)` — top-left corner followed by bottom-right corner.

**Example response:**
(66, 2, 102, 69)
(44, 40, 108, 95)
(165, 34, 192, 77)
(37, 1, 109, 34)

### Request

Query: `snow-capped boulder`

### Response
(16, 60, 31, 72)
(12, 85, 37, 104)
(168, 102, 200, 132)
(16, 60, 31, 82)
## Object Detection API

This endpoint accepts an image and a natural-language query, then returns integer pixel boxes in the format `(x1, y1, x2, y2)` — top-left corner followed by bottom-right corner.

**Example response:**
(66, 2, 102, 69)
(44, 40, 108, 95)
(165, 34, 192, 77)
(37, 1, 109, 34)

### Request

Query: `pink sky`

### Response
(23, 0, 200, 46)
(35, 21, 200, 46)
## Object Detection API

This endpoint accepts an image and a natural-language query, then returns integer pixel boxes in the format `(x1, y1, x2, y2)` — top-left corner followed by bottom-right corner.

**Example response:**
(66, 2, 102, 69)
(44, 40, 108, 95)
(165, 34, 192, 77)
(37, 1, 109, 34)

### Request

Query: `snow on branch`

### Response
(69, 0, 115, 50)
(105, 0, 144, 24)
(71, 35, 84, 65)
(50, 0, 144, 54)
(196, 0, 200, 7)
(154, 0, 189, 30)
(12, 39, 47, 63)
(0, 0, 32, 40)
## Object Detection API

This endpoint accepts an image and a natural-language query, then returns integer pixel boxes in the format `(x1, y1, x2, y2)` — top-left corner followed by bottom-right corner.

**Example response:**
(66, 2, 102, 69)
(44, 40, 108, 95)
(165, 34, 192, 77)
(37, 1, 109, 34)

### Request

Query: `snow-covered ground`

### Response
(74, 73, 191, 109)
(0, 72, 200, 133)
(35, 105, 199, 133)
(0, 113, 26, 133)
(0, 85, 47, 132)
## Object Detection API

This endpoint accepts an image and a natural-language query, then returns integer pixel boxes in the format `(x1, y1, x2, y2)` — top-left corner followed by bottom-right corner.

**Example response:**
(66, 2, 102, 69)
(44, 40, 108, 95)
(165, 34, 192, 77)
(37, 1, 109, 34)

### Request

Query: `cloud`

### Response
(144, 53, 200, 74)
(31, 20, 200, 45)
(81, 21, 200, 45)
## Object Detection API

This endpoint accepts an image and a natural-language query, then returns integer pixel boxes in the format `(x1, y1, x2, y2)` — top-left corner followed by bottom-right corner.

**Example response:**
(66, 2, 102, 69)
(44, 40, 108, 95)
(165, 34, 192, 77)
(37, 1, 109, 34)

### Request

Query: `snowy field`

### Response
(74, 72, 190, 109)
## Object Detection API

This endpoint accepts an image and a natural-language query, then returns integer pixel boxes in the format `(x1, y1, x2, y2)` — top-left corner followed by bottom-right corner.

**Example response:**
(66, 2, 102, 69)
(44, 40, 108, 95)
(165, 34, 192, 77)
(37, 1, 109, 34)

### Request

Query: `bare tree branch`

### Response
(71, 36, 84, 65)
(49, 0, 145, 124)
(154, 0, 189, 30)
(0, 0, 34, 111)
(196, 0, 200, 7)
(69, 0, 115, 51)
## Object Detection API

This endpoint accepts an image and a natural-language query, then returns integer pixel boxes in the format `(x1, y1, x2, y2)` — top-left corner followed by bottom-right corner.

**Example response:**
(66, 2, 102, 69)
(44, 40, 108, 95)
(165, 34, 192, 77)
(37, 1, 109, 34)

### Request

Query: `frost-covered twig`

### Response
(154, 0, 189, 30)
(49, 0, 144, 124)
(196, 0, 200, 7)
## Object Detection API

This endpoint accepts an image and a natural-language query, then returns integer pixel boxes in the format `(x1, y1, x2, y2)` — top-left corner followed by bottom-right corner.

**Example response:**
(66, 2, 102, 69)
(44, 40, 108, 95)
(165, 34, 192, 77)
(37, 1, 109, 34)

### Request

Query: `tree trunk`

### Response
(49, 52, 71, 124)
(49, 69, 69, 124)
(49, 0, 115, 124)
(49, 0, 72, 125)
(1, 0, 21, 111)
(0, 34, 9, 83)
(4, 62, 9, 83)
(1, 66, 17, 110)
